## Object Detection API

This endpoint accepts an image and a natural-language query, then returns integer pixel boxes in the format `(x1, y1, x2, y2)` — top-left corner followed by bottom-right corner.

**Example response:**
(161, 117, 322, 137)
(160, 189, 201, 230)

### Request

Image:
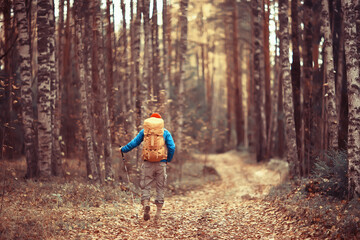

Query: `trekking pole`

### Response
(120, 146, 136, 207)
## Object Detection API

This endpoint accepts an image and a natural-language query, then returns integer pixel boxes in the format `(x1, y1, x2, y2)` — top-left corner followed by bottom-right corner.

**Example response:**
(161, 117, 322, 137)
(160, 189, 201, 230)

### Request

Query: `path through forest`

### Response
(66, 151, 317, 239)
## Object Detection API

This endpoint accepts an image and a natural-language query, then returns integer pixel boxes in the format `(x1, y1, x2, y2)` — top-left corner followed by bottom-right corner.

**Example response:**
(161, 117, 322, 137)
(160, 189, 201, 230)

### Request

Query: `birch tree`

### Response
(93, 0, 114, 181)
(279, 0, 299, 176)
(142, 0, 150, 111)
(14, 0, 37, 178)
(37, 0, 54, 177)
(74, 0, 99, 180)
(134, 0, 143, 132)
(321, 0, 338, 150)
(152, 0, 160, 100)
(176, 0, 189, 159)
(291, 0, 302, 164)
(106, 0, 115, 142)
(50, 0, 62, 176)
(341, 0, 360, 199)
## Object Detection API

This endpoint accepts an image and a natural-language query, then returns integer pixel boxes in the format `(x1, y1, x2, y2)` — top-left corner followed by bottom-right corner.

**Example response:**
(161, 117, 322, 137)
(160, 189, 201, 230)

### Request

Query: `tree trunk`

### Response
(121, 0, 135, 144)
(263, 0, 271, 148)
(233, 0, 244, 147)
(152, 0, 160, 100)
(302, 0, 313, 176)
(91, 0, 101, 174)
(224, 15, 233, 145)
(334, 0, 347, 150)
(247, 9, 256, 152)
(279, 0, 299, 177)
(130, 0, 135, 109)
(252, 0, 267, 162)
(341, 0, 360, 199)
(37, 0, 54, 177)
(106, 0, 115, 143)
(162, 0, 172, 128)
(94, 0, 114, 181)
(74, 0, 99, 181)
(14, 0, 37, 178)
(142, 0, 151, 115)
(58, 0, 64, 86)
(134, 0, 143, 166)
(62, 0, 74, 156)
(321, 0, 338, 150)
(291, 0, 302, 166)
(162, 0, 168, 94)
(49, 0, 62, 176)
(175, 0, 189, 177)
(2, 0, 13, 159)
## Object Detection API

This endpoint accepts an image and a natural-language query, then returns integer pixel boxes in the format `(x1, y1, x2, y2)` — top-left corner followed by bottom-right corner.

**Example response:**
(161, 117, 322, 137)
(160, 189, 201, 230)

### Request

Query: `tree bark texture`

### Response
(321, 0, 338, 150)
(94, 0, 114, 181)
(263, 0, 271, 146)
(37, 0, 54, 177)
(176, 0, 189, 158)
(2, 0, 13, 159)
(106, 0, 115, 143)
(291, 0, 302, 165)
(279, 0, 299, 177)
(49, 0, 62, 176)
(134, 0, 142, 128)
(75, 1, 99, 181)
(342, 0, 360, 199)
(14, 0, 37, 178)
(302, 0, 313, 176)
(152, 0, 161, 100)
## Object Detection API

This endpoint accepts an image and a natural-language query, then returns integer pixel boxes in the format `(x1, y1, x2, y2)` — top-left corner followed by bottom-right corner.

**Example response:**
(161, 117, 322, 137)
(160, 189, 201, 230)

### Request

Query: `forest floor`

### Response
(0, 151, 359, 239)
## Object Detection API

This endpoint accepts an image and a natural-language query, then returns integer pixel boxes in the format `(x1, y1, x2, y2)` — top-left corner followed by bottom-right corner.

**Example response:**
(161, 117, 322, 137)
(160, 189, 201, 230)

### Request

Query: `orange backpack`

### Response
(142, 117, 167, 162)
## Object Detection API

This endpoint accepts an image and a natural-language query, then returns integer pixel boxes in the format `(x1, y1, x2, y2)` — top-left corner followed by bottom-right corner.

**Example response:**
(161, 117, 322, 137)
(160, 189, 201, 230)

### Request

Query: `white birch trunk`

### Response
(342, 0, 360, 199)
(279, 0, 299, 176)
(75, 2, 99, 181)
(142, 0, 150, 118)
(177, 0, 189, 159)
(49, 0, 62, 176)
(95, 0, 114, 181)
(321, 0, 338, 150)
(37, 0, 53, 177)
(14, 0, 37, 177)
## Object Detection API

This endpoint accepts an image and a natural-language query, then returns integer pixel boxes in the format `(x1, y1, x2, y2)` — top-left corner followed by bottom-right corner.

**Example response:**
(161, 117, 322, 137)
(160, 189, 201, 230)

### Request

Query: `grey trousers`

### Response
(140, 161, 167, 204)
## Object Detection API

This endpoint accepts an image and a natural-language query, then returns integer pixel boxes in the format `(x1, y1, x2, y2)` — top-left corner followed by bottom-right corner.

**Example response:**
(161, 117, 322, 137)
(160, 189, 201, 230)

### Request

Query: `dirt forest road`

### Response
(69, 151, 315, 240)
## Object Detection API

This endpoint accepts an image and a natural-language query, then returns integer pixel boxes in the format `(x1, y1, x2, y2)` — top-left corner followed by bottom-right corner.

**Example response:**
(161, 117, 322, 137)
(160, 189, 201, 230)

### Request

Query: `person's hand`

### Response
(119, 146, 123, 153)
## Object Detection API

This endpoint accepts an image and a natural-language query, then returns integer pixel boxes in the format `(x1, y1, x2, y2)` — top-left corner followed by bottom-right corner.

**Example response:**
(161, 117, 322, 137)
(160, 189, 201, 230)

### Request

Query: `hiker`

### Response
(120, 113, 175, 221)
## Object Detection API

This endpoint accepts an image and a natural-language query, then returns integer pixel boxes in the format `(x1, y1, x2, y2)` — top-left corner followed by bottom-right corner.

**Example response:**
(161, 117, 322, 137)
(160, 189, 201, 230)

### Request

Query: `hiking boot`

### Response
(143, 200, 150, 221)
(155, 203, 163, 221)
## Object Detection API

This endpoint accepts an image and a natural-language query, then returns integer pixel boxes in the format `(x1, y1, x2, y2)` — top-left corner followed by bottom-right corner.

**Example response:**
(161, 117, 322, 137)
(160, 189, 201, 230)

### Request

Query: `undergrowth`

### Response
(266, 150, 360, 239)
(311, 150, 348, 198)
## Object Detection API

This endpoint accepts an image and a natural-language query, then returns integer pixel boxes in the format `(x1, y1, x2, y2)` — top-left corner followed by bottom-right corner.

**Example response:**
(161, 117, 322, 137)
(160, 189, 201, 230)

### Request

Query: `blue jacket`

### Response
(121, 129, 175, 162)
